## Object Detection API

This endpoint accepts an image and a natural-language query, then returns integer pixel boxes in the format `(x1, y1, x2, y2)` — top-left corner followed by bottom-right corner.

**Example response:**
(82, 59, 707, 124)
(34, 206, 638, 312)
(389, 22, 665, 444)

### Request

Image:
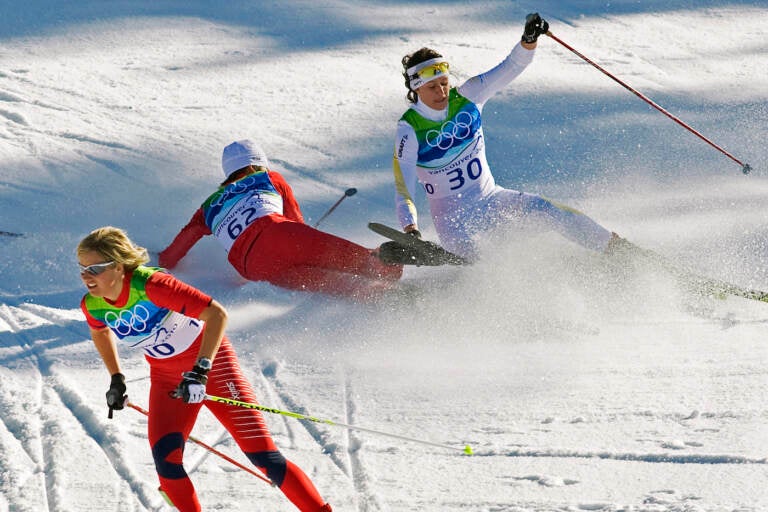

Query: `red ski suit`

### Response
(159, 169, 402, 298)
(81, 270, 329, 512)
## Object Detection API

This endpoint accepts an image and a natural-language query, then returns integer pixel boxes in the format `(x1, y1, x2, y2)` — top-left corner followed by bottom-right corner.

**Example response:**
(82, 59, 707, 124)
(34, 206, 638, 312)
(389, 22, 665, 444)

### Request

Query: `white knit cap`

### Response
(221, 139, 270, 178)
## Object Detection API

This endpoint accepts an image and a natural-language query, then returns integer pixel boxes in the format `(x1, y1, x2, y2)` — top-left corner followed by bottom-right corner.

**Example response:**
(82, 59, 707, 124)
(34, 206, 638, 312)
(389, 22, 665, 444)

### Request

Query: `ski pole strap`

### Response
(545, 31, 752, 174)
(126, 402, 274, 485)
(206, 394, 473, 455)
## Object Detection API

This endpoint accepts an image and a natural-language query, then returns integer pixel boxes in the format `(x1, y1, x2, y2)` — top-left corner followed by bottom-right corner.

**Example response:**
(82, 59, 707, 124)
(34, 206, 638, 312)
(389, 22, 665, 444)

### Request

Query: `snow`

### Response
(1, 1, 767, 511)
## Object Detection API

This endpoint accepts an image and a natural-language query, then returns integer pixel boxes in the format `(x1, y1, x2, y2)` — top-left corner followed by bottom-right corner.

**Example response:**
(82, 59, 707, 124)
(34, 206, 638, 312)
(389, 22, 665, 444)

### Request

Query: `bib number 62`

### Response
(227, 207, 258, 239)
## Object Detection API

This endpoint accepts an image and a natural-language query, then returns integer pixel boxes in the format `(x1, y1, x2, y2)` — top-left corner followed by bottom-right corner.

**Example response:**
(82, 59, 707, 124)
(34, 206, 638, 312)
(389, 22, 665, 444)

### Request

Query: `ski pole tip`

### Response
(464, 444, 473, 455)
(345, 187, 357, 196)
(742, 163, 752, 175)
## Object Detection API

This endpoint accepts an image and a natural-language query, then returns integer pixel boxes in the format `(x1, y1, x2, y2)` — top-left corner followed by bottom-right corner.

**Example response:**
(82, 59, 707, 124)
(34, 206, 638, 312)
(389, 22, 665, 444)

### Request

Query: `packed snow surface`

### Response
(1, 1, 767, 511)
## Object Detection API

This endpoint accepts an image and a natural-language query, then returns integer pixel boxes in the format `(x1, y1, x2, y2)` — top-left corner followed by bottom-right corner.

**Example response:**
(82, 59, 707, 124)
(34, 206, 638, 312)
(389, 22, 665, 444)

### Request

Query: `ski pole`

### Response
(546, 31, 753, 175)
(313, 187, 357, 228)
(126, 402, 274, 485)
(206, 394, 473, 455)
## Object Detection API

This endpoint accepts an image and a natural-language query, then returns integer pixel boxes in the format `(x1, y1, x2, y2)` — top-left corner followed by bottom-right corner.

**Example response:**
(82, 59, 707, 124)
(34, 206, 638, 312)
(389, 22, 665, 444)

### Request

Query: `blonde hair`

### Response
(77, 226, 149, 272)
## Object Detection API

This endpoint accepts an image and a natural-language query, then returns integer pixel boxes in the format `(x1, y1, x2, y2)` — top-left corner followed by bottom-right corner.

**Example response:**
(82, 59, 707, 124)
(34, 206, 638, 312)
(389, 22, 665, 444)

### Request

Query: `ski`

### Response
(369, 223, 767, 303)
(685, 273, 768, 304)
(0, 230, 24, 237)
(647, 255, 768, 304)
(368, 222, 467, 266)
(610, 238, 768, 304)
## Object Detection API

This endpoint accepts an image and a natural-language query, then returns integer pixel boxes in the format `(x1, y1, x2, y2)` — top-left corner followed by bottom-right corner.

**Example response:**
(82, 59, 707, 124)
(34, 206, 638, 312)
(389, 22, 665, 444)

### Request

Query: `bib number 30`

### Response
(424, 157, 482, 195)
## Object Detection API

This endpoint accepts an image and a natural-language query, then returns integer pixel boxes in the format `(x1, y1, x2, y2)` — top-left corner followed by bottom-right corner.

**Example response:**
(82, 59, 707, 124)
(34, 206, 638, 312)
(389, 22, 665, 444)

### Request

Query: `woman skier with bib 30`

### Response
(383, 13, 628, 263)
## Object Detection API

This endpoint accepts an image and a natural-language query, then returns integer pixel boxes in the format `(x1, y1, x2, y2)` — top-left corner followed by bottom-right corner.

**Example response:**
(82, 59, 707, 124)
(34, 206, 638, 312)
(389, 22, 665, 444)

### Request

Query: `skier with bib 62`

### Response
(159, 140, 403, 300)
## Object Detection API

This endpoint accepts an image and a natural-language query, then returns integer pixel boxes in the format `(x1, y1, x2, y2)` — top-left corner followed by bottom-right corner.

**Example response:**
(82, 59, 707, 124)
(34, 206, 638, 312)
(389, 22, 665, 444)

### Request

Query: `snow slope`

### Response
(1, 1, 767, 511)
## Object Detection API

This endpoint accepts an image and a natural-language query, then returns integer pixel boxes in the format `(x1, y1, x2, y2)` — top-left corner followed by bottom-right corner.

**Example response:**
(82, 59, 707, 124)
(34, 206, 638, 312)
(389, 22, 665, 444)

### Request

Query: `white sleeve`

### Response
(457, 42, 535, 106)
(393, 120, 420, 229)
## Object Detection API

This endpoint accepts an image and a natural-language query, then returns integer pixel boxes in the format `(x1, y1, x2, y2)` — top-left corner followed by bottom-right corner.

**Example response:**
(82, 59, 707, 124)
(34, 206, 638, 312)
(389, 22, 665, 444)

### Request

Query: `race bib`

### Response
(119, 309, 204, 359)
(211, 192, 283, 251)
(418, 136, 487, 198)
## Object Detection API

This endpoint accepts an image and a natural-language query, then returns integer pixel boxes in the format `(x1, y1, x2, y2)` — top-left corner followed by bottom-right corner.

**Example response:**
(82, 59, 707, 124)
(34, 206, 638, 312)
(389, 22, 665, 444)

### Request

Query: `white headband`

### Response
(407, 57, 449, 90)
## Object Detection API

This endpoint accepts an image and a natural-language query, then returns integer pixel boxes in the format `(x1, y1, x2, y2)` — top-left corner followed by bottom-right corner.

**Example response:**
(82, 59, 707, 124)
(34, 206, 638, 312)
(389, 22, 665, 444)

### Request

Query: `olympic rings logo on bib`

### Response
(105, 305, 151, 336)
(425, 111, 473, 150)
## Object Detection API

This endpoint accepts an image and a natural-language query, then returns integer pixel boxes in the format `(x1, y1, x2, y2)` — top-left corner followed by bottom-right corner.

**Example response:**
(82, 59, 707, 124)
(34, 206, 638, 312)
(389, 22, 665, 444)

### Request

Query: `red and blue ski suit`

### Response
(81, 267, 329, 512)
(159, 168, 402, 298)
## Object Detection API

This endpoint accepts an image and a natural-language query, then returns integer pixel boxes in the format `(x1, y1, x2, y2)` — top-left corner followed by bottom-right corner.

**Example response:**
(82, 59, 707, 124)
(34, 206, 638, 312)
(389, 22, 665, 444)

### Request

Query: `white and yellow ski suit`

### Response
(393, 42, 613, 259)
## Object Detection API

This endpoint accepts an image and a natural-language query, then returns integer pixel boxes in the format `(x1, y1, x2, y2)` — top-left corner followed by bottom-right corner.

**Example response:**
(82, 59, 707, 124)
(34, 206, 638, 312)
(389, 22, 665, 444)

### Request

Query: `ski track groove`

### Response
(343, 374, 382, 512)
(255, 361, 299, 450)
(52, 379, 160, 511)
(258, 362, 352, 476)
(184, 425, 232, 477)
(0, 304, 52, 512)
(40, 388, 62, 512)
(259, 362, 384, 511)
(0, 303, 159, 511)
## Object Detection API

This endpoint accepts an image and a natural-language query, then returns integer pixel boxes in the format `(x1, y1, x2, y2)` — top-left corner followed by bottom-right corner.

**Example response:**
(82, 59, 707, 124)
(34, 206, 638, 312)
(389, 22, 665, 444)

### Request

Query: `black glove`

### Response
(522, 12, 549, 44)
(106, 373, 127, 418)
(172, 362, 209, 403)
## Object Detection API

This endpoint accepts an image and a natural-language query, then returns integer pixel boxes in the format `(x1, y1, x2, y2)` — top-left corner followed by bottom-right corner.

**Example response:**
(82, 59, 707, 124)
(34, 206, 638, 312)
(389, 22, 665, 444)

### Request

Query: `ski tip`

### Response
(463, 444, 474, 455)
